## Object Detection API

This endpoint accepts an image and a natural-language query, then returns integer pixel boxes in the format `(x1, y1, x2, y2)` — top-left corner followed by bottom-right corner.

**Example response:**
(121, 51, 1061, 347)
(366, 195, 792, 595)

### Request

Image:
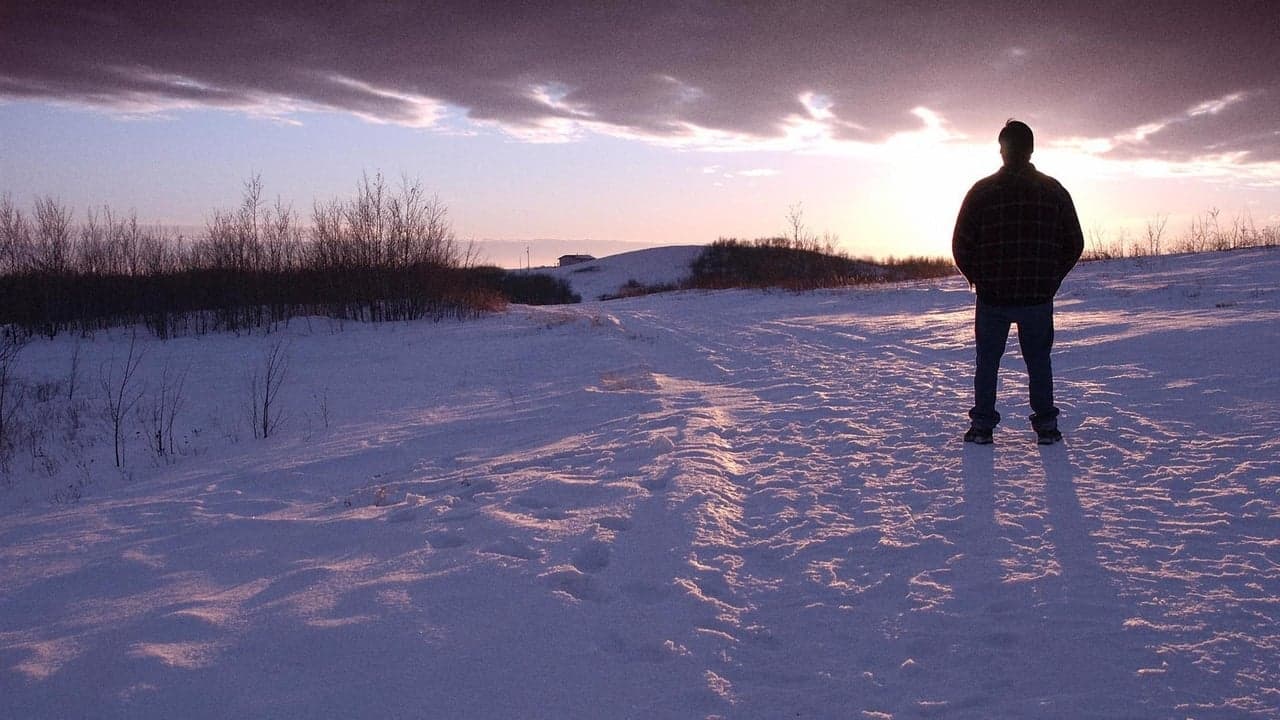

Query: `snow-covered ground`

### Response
(1, 247, 1277, 719)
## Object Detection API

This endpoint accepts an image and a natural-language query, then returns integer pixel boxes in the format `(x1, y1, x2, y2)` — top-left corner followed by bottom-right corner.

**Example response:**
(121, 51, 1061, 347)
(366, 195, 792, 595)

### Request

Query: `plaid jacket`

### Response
(952, 163, 1084, 306)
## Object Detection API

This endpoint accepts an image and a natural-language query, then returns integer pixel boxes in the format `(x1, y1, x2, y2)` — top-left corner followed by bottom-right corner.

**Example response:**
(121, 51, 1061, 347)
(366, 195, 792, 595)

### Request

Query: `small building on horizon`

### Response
(558, 254, 596, 267)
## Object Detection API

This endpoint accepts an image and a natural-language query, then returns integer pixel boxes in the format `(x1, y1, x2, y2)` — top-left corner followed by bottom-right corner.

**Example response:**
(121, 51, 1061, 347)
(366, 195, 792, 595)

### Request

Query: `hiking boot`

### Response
(1036, 428, 1063, 445)
(964, 427, 993, 445)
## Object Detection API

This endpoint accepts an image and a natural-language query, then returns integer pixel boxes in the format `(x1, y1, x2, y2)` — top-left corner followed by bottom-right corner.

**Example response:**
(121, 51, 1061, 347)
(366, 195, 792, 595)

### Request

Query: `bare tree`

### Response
(32, 196, 74, 275)
(310, 172, 461, 271)
(200, 175, 266, 272)
(1231, 208, 1258, 250)
(77, 206, 110, 275)
(0, 193, 32, 274)
(236, 174, 265, 271)
(248, 340, 289, 439)
(138, 224, 176, 276)
(99, 330, 146, 467)
(346, 171, 387, 269)
(770, 202, 832, 253)
(308, 197, 346, 270)
(1195, 207, 1223, 252)
(786, 202, 803, 246)
(262, 195, 301, 273)
(409, 187, 459, 267)
(1145, 213, 1168, 257)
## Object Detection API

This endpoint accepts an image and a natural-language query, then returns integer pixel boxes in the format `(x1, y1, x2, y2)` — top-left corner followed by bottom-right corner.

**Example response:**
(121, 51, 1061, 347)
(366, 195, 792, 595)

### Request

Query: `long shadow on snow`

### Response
(857, 445, 1166, 717)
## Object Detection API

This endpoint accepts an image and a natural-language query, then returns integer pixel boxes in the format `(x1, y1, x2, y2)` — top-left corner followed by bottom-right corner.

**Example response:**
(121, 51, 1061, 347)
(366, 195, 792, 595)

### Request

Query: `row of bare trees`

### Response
(0, 174, 557, 338)
(1085, 208, 1280, 261)
(0, 174, 466, 277)
(2, 196, 175, 277)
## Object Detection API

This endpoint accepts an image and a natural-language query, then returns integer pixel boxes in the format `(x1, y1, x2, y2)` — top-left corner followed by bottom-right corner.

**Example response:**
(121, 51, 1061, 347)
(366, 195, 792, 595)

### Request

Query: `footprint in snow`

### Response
(515, 494, 556, 510)
(641, 465, 677, 492)
(513, 494, 569, 520)
(429, 496, 481, 522)
(571, 540, 611, 573)
(481, 537, 542, 561)
(543, 567, 611, 603)
(598, 632, 677, 663)
(620, 580, 674, 605)
(425, 531, 466, 549)
(595, 516, 632, 532)
(981, 631, 1019, 648)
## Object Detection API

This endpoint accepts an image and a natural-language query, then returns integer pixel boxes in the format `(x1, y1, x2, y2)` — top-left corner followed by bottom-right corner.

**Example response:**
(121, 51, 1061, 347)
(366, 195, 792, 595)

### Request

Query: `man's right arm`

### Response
(1058, 188, 1084, 277)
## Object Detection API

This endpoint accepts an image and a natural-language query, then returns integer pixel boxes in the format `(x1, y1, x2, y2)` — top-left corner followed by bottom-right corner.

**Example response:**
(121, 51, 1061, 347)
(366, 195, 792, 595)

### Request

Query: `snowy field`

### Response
(1, 247, 1277, 719)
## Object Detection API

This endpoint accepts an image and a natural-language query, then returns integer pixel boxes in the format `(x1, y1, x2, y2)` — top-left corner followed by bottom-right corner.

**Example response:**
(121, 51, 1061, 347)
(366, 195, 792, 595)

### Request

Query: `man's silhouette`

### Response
(952, 119, 1083, 445)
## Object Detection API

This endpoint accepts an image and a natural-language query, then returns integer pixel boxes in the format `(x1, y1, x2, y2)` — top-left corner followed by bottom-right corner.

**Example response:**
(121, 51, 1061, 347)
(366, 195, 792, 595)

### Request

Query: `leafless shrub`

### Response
(1116, 228, 1134, 258)
(316, 387, 330, 431)
(1194, 207, 1222, 252)
(50, 457, 93, 505)
(1231, 208, 1259, 250)
(24, 421, 56, 477)
(599, 278, 680, 300)
(49, 482, 84, 504)
(66, 340, 82, 401)
(1260, 224, 1279, 248)
(140, 361, 188, 459)
(1083, 222, 1112, 260)
(0, 331, 28, 472)
(248, 340, 289, 439)
(99, 330, 146, 467)
(33, 379, 62, 404)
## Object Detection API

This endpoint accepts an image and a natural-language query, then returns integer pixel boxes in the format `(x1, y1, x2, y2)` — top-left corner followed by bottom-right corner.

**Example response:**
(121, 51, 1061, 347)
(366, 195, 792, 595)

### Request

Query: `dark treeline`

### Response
(688, 237, 956, 291)
(0, 175, 577, 338)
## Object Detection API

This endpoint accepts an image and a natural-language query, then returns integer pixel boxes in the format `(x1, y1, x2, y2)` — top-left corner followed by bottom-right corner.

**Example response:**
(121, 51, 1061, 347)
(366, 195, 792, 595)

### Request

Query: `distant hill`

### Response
(521, 245, 704, 301)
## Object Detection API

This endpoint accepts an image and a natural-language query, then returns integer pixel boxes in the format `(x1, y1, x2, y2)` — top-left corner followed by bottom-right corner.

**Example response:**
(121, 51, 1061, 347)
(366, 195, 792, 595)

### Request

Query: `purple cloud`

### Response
(3, 1, 1278, 161)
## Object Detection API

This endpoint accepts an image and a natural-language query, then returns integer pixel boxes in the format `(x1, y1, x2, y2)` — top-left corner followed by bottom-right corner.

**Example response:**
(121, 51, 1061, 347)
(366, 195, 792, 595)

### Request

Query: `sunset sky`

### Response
(3, 1, 1279, 265)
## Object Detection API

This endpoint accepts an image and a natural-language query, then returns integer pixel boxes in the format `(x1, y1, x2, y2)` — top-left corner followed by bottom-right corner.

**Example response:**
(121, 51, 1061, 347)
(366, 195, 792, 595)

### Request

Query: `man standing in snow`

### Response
(952, 119, 1084, 445)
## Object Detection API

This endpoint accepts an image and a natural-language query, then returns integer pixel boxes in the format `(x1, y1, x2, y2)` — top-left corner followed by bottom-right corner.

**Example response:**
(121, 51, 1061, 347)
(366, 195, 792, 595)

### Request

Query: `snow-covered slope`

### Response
(2, 248, 1278, 718)
(524, 244, 704, 301)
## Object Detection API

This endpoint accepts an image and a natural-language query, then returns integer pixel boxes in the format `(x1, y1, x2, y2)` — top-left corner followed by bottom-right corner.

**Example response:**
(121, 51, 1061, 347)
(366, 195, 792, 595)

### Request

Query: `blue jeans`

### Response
(968, 299, 1059, 432)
